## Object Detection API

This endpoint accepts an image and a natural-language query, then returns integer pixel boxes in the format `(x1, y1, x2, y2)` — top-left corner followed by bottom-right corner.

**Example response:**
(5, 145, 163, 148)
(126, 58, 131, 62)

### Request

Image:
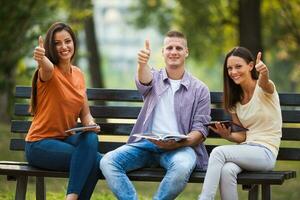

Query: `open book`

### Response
(133, 133, 189, 142)
(204, 121, 248, 132)
(65, 125, 98, 133)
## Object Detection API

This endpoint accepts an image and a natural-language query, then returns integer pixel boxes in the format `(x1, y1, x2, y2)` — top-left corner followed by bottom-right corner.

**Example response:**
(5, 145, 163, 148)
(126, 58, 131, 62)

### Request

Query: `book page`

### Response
(133, 133, 188, 141)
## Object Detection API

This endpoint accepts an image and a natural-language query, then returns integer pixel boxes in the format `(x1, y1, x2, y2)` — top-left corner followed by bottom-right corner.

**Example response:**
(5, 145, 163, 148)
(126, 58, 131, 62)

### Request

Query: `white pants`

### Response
(198, 144, 276, 200)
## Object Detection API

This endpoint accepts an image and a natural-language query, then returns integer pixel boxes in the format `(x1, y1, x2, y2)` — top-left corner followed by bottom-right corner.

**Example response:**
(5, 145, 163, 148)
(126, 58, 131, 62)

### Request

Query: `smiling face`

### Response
(54, 30, 74, 63)
(162, 37, 189, 69)
(226, 55, 254, 85)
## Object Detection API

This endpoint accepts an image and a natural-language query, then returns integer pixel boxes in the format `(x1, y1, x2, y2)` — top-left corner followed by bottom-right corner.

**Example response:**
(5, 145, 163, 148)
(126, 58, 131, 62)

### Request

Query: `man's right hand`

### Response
(137, 40, 151, 68)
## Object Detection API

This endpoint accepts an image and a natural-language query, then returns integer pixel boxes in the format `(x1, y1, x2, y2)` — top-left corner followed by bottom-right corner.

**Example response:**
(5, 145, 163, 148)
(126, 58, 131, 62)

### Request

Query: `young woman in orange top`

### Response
(26, 22, 102, 200)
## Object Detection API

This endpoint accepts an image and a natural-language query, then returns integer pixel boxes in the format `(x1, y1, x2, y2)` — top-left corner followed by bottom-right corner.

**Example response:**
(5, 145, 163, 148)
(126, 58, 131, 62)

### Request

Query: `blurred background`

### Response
(0, 0, 299, 199)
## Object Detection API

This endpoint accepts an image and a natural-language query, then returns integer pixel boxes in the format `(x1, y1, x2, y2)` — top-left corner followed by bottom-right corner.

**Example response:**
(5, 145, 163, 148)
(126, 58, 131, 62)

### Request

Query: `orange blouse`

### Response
(26, 66, 86, 141)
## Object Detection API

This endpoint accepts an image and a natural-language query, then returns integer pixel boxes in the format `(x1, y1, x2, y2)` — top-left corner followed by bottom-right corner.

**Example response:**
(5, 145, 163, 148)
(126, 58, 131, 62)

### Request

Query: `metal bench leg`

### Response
(15, 176, 28, 200)
(262, 184, 271, 200)
(36, 177, 46, 200)
(248, 184, 259, 200)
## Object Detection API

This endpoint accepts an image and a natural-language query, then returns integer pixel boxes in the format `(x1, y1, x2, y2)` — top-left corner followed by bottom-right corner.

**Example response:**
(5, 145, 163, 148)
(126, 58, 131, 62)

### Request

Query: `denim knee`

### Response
(81, 132, 99, 147)
(100, 151, 119, 173)
(172, 162, 195, 182)
(84, 132, 98, 142)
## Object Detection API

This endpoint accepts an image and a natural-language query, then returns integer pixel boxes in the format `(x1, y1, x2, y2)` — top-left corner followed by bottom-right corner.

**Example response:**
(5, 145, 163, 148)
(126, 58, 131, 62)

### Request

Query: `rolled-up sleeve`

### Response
(135, 69, 156, 97)
(191, 86, 211, 138)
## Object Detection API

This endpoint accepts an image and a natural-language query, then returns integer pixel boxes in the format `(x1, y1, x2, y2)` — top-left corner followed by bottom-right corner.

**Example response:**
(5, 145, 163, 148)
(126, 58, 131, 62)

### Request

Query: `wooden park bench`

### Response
(0, 86, 299, 200)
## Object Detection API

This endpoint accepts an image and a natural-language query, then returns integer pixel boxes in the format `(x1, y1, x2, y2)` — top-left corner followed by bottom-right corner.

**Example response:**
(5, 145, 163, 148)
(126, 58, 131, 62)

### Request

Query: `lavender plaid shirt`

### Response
(128, 68, 211, 169)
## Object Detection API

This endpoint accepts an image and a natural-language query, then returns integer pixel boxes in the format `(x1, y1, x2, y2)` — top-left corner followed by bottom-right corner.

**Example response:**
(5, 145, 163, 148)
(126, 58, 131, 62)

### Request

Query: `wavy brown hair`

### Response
(223, 47, 259, 112)
(29, 22, 77, 115)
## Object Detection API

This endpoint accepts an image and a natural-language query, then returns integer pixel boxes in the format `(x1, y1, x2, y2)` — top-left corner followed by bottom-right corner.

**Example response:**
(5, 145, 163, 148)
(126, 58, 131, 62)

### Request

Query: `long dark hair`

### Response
(223, 47, 259, 112)
(29, 22, 77, 115)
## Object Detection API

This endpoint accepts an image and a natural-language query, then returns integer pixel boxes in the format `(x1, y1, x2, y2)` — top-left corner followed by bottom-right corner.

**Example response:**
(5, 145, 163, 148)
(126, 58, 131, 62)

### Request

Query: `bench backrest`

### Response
(11, 86, 300, 161)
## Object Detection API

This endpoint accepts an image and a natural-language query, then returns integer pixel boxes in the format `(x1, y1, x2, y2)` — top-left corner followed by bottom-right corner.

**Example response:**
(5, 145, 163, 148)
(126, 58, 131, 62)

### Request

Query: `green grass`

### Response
(0, 122, 299, 199)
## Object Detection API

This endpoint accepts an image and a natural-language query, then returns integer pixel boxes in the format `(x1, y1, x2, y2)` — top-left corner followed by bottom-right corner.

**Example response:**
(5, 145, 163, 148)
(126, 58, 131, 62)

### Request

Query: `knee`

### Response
(221, 164, 238, 179)
(210, 146, 226, 159)
(86, 132, 99, 141)
(83, 132, 99, 146)
(100, 152, 119, 173)
(169, 161, 195, 182)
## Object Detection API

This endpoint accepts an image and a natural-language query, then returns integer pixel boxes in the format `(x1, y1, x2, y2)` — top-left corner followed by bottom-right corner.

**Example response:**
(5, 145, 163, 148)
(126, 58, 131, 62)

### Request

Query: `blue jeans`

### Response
(25, 131, 102, 199)
(100, 139, 197, 200)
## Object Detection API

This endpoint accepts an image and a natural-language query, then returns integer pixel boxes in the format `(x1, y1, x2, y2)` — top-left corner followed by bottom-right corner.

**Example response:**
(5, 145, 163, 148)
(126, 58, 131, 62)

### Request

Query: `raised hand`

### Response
(255, 51, 274, 93)
(33, 36, 54, 81)
(33, 36, 45, 62)
(137, 40, 151, 68)
(255, 52, 269, 78)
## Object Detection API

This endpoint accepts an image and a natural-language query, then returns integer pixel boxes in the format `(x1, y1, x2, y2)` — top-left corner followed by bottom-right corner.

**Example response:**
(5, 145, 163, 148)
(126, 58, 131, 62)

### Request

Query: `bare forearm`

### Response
(137, 64, 152, 85)
(258, 76, 274, 94)
(226, 132, 246, 143)
(39, 58, 54, 81)
(177, 131, 204, 148)
(80, 96, 95, 126)
(80, 113, 95, 126)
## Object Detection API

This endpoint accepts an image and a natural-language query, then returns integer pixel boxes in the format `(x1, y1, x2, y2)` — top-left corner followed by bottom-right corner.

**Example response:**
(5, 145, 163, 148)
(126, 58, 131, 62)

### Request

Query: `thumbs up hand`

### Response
(33, 36, 45, 62)
(32, 36, 54, 81)
(255, 51, 274, 93)
(255, 52, 269, 78)
(137, 40, 151, 68)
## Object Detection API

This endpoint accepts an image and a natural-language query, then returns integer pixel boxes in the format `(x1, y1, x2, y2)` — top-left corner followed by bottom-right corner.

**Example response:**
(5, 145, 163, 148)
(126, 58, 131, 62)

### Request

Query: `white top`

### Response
(232, 81, 282, 157)
(151, 79, 181, 136)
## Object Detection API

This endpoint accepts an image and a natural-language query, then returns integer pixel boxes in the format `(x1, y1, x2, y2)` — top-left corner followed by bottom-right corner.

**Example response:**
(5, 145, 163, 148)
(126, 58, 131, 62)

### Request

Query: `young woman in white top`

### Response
(198, 47, 282, 200)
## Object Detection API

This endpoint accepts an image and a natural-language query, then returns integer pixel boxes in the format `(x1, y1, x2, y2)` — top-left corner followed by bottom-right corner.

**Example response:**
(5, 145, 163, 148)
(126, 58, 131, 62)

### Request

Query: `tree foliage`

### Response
(0, 0, 62, 121)
(130, 0, 300, 91)
(0, 0, 100, 121)
(130, 0, 238, 64)
(262, 0, 300, 91)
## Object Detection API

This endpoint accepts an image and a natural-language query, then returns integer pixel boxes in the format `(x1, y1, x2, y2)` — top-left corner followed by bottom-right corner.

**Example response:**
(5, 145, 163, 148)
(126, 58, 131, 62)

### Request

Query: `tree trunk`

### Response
(84, 16, 104, 88)
(0, 65, 15, 123)
(239, 0, 262, 56)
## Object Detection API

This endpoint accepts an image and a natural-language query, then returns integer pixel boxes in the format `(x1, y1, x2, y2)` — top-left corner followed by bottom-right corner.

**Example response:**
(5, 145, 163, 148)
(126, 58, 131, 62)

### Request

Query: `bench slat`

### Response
(10, 139, 300, 161)
(87, 88, 142, 102)
(14, 104, 142, 119)
(15, 86, 223, 103)
(10, 120, 300, 141)
(15, 86, 300, 106)
(14, 104, 231, 120)
(11, 121, 135, 136)
(14, 103, 300, 123)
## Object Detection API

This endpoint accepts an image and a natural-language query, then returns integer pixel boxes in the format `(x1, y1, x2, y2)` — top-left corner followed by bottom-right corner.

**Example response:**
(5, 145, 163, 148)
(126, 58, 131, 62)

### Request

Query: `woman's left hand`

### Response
(209, 122, 232, 139)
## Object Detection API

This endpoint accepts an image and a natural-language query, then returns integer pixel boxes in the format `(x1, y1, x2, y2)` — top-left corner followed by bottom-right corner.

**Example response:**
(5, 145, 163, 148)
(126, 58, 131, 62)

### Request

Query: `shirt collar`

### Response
(162, 68, 190, 90)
